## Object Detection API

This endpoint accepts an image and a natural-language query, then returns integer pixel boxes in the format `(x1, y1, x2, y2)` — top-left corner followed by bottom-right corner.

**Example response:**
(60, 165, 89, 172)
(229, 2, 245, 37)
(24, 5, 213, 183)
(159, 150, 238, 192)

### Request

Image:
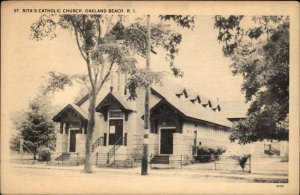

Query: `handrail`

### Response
(265, 143, 280, 156)
(21, 141, 35, 156)
(107, 136, 124, 164)
(269, 145, 280, 156)
(92, 136, 105, 152)
(18, 139, 37, 162)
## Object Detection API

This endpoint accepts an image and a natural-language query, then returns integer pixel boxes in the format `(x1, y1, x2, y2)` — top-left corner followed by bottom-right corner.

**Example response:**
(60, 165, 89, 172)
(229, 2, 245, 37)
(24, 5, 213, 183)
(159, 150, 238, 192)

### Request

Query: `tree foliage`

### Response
(215, 16, 289, 143)
(33, 15, 194, 99)
(159, 15, 195, 29)
(10, 95, 56, 159)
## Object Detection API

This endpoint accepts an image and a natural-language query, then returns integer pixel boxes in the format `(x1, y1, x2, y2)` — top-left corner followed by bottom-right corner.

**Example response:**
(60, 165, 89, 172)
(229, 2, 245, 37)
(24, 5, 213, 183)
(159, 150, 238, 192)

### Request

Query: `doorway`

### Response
(69, 130, 77, 152)
(160, 128, 176, 154)
(109, 119, 123, 145)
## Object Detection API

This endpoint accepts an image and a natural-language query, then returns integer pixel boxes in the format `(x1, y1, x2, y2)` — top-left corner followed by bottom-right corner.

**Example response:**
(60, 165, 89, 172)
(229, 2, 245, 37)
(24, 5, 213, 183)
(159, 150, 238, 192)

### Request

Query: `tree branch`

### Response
(106, 15, 113, 34)
(86, 53, 96, 92)
(70, 17, 87, 61)
(93, 66, 100, 87)
(74, 28, 87, 62)
(82, 15, 86, 37)
(97, 51, 116, 93)
(96, 16, 102, 44)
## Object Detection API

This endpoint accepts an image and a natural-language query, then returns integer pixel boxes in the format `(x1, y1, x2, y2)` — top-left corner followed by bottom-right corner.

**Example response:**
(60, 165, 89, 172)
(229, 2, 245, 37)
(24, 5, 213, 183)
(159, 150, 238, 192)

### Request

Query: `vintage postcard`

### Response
(1, 1, 299, 194)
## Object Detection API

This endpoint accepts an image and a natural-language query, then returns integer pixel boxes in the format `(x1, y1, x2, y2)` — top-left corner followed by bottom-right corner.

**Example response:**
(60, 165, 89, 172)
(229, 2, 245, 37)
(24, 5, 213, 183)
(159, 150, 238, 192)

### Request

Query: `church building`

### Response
(52, 71, 273, 166)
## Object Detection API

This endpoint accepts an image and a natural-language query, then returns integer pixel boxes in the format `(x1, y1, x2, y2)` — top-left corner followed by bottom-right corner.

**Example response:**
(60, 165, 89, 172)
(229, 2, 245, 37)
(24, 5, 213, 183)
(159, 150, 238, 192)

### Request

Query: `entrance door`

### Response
(160, 128, 176, 154)
(109, 119, 123, 145)
(69, 130, 77, 152)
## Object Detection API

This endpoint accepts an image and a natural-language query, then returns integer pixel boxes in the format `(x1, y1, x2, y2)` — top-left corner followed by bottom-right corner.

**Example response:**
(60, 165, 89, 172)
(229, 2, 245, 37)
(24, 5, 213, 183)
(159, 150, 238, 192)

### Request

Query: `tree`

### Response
(31, 14, 194, 173)
(214, 16, 289, 144)
(10, 95, 56, 159)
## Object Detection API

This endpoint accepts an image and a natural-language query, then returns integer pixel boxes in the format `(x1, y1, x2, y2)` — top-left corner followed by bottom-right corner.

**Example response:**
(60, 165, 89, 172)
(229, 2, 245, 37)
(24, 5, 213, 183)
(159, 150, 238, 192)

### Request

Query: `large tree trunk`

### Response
(84, 92, 96, 173)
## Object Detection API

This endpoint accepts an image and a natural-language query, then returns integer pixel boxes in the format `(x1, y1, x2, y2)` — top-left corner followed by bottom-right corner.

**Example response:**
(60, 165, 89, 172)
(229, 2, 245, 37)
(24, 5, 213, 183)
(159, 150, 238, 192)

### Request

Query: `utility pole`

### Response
(141, 15, 151, 175)
(20, 138, 24, 159)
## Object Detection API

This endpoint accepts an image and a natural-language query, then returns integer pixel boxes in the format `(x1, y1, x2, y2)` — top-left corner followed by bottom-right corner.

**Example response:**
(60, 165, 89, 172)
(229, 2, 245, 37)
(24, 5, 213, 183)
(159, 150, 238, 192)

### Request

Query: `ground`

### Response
(2, 166, 287, 194)
(2, 158, 289, 195)
(3, 153, 289, 194)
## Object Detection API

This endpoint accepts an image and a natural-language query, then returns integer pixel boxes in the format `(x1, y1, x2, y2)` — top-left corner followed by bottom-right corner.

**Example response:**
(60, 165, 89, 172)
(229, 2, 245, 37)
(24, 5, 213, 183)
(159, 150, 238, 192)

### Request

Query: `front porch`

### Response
(53, 104, 89, 156)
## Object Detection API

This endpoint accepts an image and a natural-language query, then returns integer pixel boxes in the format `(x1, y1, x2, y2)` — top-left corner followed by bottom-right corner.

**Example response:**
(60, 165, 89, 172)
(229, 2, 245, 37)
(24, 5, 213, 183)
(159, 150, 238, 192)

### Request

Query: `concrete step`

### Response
(55, 153, 71, 161)
(150, 155, 169, 164)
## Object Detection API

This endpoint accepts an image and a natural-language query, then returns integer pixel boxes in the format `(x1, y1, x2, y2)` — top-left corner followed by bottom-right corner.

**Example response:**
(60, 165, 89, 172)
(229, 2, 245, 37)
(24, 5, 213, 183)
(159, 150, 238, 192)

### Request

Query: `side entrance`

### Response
(69, 130, 77, 152)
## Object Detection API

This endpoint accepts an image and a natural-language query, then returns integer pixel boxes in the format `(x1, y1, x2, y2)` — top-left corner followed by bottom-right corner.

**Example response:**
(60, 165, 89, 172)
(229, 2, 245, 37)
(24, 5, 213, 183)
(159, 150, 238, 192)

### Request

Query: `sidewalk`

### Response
(9, 163, 288, 182)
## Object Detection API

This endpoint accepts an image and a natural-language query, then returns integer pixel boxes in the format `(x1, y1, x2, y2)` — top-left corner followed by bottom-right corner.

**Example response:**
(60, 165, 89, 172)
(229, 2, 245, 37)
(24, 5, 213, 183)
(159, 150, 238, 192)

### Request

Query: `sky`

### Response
(2, 14, 246, 117)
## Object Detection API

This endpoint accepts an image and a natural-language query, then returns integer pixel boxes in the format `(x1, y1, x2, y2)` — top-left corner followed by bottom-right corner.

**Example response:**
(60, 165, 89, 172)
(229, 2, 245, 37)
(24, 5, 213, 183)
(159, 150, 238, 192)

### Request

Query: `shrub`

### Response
(214, 146, 226, 160)
(231, 154, 251, 172)
(37, 146, 51, 161)
(194, 146, 226, 163)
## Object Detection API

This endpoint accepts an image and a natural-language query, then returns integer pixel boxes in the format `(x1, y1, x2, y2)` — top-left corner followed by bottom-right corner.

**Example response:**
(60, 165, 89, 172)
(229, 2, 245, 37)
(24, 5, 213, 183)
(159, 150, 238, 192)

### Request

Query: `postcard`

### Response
(1, 1, 299, 194)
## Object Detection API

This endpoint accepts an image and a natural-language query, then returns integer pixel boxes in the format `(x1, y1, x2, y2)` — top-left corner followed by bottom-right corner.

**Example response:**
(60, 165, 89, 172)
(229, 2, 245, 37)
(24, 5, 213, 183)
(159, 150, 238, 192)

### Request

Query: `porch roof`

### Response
(52, 103, 89, 122)
(95, 92, 135, 113)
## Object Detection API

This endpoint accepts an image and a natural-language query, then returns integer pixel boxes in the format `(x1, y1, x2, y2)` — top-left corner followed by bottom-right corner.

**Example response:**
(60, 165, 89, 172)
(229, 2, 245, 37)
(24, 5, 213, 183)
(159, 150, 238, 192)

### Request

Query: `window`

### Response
(109, 111, 123, 118)
(69, 122, 80, 128)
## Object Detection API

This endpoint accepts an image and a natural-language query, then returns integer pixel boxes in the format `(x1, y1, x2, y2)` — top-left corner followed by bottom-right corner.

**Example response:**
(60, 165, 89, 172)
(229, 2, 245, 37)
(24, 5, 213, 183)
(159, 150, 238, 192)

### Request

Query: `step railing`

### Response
(107, 136, 124, 164)
(264, 144, 280, 156)
(269, 145, 280, 156)
(92, 136, 105, 152)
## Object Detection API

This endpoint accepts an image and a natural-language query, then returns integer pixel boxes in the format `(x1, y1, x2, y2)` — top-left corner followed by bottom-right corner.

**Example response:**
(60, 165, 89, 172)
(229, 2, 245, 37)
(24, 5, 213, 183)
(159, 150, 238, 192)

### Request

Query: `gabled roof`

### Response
(151, 88, 232, 128)
(52, 103, 88, 122)
(151, 78, 235, 128)
(95, 92, 135, 112)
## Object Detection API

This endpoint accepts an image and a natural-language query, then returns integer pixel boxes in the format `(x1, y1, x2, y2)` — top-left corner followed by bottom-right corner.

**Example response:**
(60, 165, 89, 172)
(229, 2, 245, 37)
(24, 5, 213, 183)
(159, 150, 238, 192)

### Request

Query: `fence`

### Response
(10, 150, 253, 173)
(9, 151, 83, 166)
(149, 154, 252, 173)
(9, 152, 38, 164)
